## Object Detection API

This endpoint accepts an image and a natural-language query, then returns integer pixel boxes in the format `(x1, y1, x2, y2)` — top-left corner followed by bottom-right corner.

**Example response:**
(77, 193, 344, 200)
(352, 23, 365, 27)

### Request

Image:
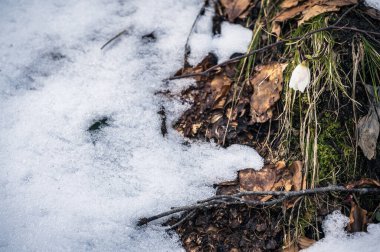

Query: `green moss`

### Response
(317, 113, 354, 185)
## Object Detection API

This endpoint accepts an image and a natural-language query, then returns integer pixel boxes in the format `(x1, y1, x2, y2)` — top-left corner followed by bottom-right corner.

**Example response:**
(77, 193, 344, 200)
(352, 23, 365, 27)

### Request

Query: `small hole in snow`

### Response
(88, 117, 110, 132)
(141, 32, 156, 43)
(49, 52, 66, 61)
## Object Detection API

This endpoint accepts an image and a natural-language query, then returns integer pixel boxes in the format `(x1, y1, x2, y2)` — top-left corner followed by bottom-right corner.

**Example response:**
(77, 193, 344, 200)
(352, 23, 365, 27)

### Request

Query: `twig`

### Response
(101, 29, 127, 50)
(166, 209, 197, 230)
(137, 185, 380, 226)
(183, 1, 208, 66)
(332, 4, 358, 26)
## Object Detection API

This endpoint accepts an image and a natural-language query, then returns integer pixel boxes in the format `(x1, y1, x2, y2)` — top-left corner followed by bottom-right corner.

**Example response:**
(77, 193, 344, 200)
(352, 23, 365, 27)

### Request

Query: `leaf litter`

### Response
(163, 0, 380, 251)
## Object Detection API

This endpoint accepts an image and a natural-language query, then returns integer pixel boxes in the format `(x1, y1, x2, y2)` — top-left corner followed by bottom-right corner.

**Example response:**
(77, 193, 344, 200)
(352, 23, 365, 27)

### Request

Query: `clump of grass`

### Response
(221, 3, 380, 247)
(360, 37, 380, 101)
(277, 14, 365, 244)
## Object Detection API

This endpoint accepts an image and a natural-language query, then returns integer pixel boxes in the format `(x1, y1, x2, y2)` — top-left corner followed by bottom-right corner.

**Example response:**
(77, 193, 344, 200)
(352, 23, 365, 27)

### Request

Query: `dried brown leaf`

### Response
(271, 21, 282, 37)
(274, 4, 308, 22)
(220, 0, 251, 22)
(282, 241, 299, 252)
(363, 7, 380, 21)
(298, 5, 339, 25)
(358, 108, 379, 160)
(210, 113, 223, 124)
(289, 161, 303, 191)
(297, 236, 316, 249)
(249, 62, 287, 123)
(347, 201, 367, 232)
(346, 178, 380, 189)
(281, 0, 300, 9)
(191, 123, 202, 134)
(210, 73, 232, 109)
(274, 0, 358, 25)
(174, 53, 217, 81)
(239, 166, 277, 192)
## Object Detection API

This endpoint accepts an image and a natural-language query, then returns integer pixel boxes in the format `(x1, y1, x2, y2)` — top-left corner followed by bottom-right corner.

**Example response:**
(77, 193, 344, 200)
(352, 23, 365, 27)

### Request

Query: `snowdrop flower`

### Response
(289, 62, 311, 93)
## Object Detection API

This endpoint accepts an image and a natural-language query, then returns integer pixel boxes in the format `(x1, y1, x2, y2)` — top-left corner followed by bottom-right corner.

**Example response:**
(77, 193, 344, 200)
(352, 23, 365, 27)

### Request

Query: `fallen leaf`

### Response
(281, 0, 300, 9)
(271, 21, 282, 37)
(249, 62, 287, 123)
(210, 73, 232, 109)
(273, 0, 358, 25)
(346, 178, 380, 189)
(191, 123, 202, 134)
(297, 236, 316, 249)
(282, 241, 299, 252)
(174, 53, 218, 81)
(358, 108, 379, 159)
(298, 5, 339, 25)
(274, 4, 309, 22)
(239, 166, 277, 192)
(363, 7, 380, 21)
(347, 201, 367, 232)
(289, 161, 303, 191)
(220, 0, 251, 22)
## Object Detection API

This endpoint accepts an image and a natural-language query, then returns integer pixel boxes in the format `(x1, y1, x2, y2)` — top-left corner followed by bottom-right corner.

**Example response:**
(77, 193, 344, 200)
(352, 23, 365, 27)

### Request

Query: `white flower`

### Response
(289, 62, 311, 93)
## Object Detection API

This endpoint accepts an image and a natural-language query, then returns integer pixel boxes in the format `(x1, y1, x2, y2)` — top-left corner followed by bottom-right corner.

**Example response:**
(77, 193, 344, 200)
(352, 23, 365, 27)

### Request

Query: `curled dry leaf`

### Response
(210, 73, 232, 109)
(357, 108, 379, 160)
(271, 21, 282, 37)
(363, 6, 380, 21)
(297, 236, 316, 249)
(174, 53, 218, 81)
(239, 167, 277, 193)
(346, 178, 380, 189)
(298, 5, 339, 25)
(215, 161, 304, 204)
(347, 201, 367, 232)
(249, 62, 288, 123)
(289, 161, 303, 191)
(282, 241, 299, 252)
(273, 0, 358, 26)
(220, 0, 251, 22)
(280, 0, 300, 9)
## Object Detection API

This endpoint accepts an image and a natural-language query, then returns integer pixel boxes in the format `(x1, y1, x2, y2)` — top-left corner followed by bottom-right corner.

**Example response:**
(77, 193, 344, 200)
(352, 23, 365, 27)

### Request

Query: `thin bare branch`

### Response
(101, 29, 127, 50)
(137, 185, 380, 226)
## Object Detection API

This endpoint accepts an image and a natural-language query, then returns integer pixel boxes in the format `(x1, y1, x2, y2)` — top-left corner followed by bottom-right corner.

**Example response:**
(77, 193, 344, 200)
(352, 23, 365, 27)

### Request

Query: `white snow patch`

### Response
(187, 6, 252, 65)
(366, 0, 380, 10)
(303, 211, 380, 252)
(0, 0, 262, 251)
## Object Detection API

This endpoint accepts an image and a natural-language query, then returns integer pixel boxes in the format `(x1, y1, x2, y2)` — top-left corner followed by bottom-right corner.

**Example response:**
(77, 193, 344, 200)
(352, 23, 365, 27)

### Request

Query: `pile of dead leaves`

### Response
(169, 164, 380, 252)
(169, 205, 283, 252)
(170, 161, 304, 252)
(174, 54, 287, 151)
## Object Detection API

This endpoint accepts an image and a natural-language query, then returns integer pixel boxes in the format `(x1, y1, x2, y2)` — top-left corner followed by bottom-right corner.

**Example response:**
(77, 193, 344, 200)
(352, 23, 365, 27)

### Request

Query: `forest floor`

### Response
(0, 0, 380, 251)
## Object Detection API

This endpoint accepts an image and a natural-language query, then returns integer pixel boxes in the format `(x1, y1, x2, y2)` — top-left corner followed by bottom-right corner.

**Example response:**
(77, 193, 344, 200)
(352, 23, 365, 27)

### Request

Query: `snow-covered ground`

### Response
(0, 0, 379, 251)
(304, 211, 380, 252)
(0, 0, 261, 251)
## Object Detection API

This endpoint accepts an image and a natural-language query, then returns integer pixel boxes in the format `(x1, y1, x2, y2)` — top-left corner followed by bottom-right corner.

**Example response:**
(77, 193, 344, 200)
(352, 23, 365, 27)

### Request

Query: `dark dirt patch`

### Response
(167, 206, 282, 252)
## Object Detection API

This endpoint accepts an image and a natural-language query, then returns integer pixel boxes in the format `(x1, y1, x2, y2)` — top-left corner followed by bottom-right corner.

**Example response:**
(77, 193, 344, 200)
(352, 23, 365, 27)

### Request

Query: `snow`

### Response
(0, 0, 262, 251)
(367, 0, 380, 10)
(303, 211, 380, 252)
(187, 4, 252, 65)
